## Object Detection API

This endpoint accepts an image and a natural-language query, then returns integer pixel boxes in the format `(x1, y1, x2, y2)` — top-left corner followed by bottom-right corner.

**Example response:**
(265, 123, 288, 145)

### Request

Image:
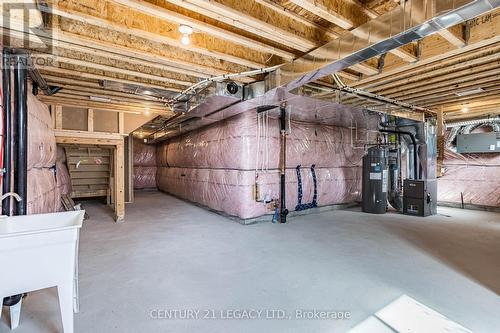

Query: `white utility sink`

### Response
(0, 210, 85, 333)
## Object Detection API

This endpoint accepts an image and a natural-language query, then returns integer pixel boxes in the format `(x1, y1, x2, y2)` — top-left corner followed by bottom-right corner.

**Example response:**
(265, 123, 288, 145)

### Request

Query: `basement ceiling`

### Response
(1, 0, 498, 129)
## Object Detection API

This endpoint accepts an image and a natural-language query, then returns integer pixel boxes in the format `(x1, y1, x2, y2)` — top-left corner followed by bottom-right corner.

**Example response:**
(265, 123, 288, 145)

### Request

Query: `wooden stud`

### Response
(118, 112, 125, 135)
(88, 109, 94, 132)
(114, 142, 125, 222)
(55, 105, 63, 129)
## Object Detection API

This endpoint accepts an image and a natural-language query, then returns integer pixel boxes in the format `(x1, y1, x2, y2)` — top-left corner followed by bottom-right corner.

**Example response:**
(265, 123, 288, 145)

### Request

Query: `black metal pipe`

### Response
(27, 66, 61, 96)
(279, 104, 288, 223)
(2, 48, 12, 216)
(13, 53, 28, 215)
(379, 129, 418, 180)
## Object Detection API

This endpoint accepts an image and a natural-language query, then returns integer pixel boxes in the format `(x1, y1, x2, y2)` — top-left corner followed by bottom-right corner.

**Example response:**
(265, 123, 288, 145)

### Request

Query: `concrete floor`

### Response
(2, 190, 499, 333)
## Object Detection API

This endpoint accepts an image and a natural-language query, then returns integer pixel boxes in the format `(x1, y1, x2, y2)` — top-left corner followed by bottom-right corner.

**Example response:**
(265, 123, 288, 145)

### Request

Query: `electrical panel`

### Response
(456, 132, 500, 153)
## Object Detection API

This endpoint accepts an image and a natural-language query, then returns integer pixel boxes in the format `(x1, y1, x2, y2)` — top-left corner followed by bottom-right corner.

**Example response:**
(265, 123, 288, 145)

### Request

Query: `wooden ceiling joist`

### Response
(288, 0, 417, 62)
(39, 67, 182, 92)
(163, 0, 318, 52)
(4, 0, 495, 123)
(109, 0, 295, 60)
(45, 5, 265, 69)
(34, 54, 195, 86)
(253, 0, 340, 39)
(353, 36, 500, 89)
(158, 0, 379, 75)
(39, 96, 171, 115)
(437, 28, 466, 48)
(288, 0, 355, 30)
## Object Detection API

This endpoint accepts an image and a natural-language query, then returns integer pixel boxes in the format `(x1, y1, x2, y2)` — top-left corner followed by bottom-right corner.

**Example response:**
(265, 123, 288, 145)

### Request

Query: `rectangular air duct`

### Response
(279, 0, 499, 91)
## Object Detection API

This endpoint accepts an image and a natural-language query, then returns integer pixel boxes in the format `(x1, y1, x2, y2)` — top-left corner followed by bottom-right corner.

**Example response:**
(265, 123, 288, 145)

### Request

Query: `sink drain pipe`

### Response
(12, 51, 28, 216)
(2, 50, 29, 309)
(2, 48, 12, 216)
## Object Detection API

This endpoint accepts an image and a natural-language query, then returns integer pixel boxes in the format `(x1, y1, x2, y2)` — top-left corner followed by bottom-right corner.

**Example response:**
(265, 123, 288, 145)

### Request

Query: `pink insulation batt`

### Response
(27, 91, 61, 214)
(156, 111, 372, 219)
(134, 138, 157, 189)
(56, 146, 72, 197)
(438, 148, 500, 207)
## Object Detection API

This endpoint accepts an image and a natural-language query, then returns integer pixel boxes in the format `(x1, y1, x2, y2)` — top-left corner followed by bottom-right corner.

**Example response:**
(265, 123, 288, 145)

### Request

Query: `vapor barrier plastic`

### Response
(134, 138, 157, 189)
(438, 148, 500, 207)
(156, 111, 378, 219)
(26, 91, 60, 214)
(56, 146, 71, 198)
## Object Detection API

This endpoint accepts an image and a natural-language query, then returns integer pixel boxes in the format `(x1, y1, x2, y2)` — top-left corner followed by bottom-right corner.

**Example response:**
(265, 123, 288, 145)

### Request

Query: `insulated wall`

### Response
(438, 148, 500, 207)
(27, 91, 60, 214)
(56, 146, 71, 197)
(133, 138, 157, 189)
(156, 111, 373, 219)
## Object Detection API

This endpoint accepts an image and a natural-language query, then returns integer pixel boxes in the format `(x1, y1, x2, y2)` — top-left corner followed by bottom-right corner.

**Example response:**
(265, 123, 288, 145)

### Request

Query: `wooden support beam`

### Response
(55, 105, 63, 129)
(437, 26, 465, 48)
(125, 136, 134, 203)
(88, 109, 94, 132)
(162, 0, 378, 75)
(39, 66, 181, 92)
(388, 0, 465, 49)
(43, 88, 167, 107)
(114, 142, 125, 222)
(43, 81, 162, 102)
(42, 4, 265, 69)
(39, 96, 172, 115)
(54, 129, 124, 141)
(288, 0, 354, 30)
(118, 112, 125, 135)
(110, 0, 295, 60)
(34, 54, 194, 87)
(253, 0, 340, 39)
(3, 24, 255, 82)
(41, 93, 168, 112)
(288, 0, 417, 62)
(165, 0, 318, 52)
(372, 61, 500, 96)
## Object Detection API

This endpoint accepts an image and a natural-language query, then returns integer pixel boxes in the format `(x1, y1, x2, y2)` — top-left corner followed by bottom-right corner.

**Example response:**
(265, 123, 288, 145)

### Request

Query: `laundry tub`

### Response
(0, 210, 85, 333)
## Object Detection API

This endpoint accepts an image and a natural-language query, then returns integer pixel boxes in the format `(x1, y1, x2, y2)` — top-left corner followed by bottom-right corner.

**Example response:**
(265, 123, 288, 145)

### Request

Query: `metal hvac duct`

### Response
(279, 0, 499, 91)
(144, 0, 498, 142)
(446, 117, 500, 128)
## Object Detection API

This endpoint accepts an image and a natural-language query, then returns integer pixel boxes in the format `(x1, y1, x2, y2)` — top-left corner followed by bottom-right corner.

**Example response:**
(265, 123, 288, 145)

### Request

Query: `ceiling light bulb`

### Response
(144, 107, 151, 116)
(179, 25, 193, 35)
(461, 106, 469, 113)
(181, 34, 190, 45)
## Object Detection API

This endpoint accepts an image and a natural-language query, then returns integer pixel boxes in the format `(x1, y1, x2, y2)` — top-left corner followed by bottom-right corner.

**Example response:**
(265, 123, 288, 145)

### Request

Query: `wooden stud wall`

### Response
(63, 146, 112, 199)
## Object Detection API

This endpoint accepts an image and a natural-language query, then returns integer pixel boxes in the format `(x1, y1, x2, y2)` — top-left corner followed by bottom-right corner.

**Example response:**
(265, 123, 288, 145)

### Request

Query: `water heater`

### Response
(362, 146, 389, 214)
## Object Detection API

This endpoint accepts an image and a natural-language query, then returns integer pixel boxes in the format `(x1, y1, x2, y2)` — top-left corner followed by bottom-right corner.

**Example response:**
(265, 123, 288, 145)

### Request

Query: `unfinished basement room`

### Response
(0, 1, 499, 332)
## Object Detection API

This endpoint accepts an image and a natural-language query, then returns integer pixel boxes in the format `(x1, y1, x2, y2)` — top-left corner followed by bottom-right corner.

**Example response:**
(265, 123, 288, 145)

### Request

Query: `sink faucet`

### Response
(0, 192, 22, 202)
